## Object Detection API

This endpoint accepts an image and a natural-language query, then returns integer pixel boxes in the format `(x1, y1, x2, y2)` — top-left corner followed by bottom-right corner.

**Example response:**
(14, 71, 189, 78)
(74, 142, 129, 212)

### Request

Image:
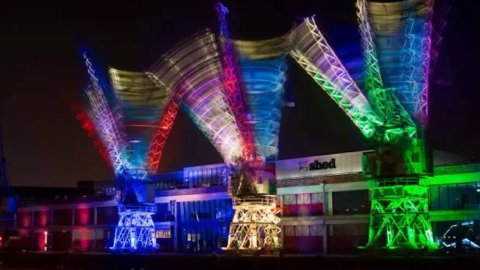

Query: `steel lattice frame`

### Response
(109, 68, 173, 180)
(358, 0, 437, 250)
(83, 53, 128, 177)
(290, 0, 441, 250)
(224, 197, 282, 253)
(402, 0, 433, 125)
(73, 108, 112, 167)
(82, 47, 195, 251)
(111, 204, 157, 250)
(367, 184, 435, 249)
(357, 0, 417, 142)
(215, 3, 258, 163)
(366, 0, 433, 126)
(146, 92, 182, 173)
(194, 6, 286, 254)
(290, 17, 383, 139)
(149, 30, 244, 164)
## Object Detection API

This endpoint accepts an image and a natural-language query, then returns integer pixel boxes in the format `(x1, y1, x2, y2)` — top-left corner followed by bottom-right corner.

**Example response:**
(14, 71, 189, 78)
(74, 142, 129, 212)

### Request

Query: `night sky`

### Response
(1, 0, 479, 187)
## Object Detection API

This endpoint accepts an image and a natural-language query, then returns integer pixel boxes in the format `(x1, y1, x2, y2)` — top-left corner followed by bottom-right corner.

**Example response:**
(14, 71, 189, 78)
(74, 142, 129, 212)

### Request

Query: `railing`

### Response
(434, 163, 480, 175)
(233, 195, 278, 206)
(119, 204, 157, 213)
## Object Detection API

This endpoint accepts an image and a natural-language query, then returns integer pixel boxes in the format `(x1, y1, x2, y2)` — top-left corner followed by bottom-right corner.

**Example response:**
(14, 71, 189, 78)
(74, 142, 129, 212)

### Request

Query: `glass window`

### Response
(311, 193, 323, 204)
(309, 225, 323, 236)
(429, 185, 440, 210)
(284, 226, 295, 236)
(332, 190, 370, 215)
(283, 194, 296, 205)
(297, 193, 311, 205)
(295, 225, 309, 236)
(430, 182, 480, 211)
(449, 184, 462, 210)
(330, 224, 367, 236)
(439, 186, 449, 210)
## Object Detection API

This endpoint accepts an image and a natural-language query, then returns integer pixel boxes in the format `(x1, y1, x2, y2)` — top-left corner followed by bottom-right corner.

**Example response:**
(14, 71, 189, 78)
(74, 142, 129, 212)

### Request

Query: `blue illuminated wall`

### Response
(177, 199, 233, 252)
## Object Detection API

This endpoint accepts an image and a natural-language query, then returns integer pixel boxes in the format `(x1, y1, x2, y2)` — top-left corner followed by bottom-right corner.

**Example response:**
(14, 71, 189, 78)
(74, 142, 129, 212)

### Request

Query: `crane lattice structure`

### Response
(290, 0, 445, 250)
(81, 49, 184, 251)
(218, 3, 291, 254)
(170, 3, 290, 254)
(221, 34, 291, 254)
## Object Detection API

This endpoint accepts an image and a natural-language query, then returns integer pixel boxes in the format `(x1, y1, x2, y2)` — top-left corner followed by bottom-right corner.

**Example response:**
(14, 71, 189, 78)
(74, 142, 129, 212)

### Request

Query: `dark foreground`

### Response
(1, 252, 480, 270)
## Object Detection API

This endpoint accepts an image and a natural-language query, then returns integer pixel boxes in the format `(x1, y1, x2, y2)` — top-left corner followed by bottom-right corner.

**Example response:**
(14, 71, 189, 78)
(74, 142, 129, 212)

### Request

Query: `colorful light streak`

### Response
(366, 0, 433, 126)
(83, 53, 127, 177)
(82, 51, 184, 251)
(290, 0, 439, 250)
(358, 0, 437, 250)
(109, 68, 174, 175)
(290, 17, 383, 139)
(215, 3, 258, 163)
(72, 104, 111, 167)
(235, 41, 289, 161)
(357, 0, 417, 142)
(212, 4, 286, 254)
(148, 30, 244, 164)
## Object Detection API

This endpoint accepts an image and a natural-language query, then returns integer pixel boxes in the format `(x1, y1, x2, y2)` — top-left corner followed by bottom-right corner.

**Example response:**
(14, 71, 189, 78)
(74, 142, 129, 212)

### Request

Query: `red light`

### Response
(71, 104, 112, 168)
(148, 96, 181, 173)
(37, 210, 48, 227)
(77, 208, 90, 225)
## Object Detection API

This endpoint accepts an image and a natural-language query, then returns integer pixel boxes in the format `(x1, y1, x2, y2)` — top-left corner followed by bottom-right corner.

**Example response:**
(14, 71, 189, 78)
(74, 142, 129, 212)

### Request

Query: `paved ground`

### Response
(1, 251, 479, 270)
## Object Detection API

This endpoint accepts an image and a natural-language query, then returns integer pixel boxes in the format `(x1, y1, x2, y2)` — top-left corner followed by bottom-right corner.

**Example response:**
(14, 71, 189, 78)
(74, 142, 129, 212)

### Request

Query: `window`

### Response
(330, 224, 367, 236)
(283, 194, 296, 205)
(295, 225, 309, 236)
(311, 193, 323, 204)
(430, 182, 480, 211)
(284, 226, 295, 236)
(309, 225, 323, 236)
(332, 190, 370, 215)
(297, 193, 311, 205)
(156, 229, 171, 239)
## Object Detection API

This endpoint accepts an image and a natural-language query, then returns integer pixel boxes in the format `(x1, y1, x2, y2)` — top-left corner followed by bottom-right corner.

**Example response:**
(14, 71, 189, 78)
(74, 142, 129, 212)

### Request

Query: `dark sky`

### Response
(1, 0, 479, 187)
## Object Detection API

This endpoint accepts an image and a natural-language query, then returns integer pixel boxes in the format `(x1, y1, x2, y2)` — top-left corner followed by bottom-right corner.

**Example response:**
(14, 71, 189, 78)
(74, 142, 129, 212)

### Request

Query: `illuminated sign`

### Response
(306, 158, 336, 171)
(276, 151, 365, 180)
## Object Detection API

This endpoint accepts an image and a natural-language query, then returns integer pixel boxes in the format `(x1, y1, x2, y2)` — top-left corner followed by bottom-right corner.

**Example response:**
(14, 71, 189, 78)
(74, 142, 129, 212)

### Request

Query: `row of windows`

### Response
(284, 225, 324, 237)
(329, 223, 368, 236)
(19, 181, 480, 229)
(283, 190, 370, 215)
(284, 224, 369, 237)
(282, 182, 480, 214)
(283, 193, 323, 205)
(180, 224, 229, 252)
(185, 167, 229, 189)
(178, 199, 233, 223)
(332, 190, 370, 215)
(430, 182, 480, 211)
(156, 229, 172, 239)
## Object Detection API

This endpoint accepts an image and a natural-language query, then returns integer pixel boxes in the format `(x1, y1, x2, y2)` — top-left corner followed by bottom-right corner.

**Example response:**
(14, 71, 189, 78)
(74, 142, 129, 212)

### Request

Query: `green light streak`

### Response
(357, 0, 417, 143)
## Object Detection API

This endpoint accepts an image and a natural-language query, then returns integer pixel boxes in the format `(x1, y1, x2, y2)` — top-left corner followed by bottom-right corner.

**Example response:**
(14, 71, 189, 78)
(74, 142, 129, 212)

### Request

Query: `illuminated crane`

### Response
(290, 0, 445, 250)
(174, 3, 291, 254)
(80, 50, 181, 251)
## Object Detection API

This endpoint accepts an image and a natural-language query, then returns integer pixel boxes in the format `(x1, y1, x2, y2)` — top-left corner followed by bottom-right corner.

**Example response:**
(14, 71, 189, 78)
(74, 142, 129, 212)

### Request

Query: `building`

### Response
(9, 150, 480, 253)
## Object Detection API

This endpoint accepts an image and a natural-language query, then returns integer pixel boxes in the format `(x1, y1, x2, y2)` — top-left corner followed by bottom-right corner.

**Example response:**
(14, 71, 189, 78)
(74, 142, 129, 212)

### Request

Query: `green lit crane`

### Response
(290, 0, 445, 250)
